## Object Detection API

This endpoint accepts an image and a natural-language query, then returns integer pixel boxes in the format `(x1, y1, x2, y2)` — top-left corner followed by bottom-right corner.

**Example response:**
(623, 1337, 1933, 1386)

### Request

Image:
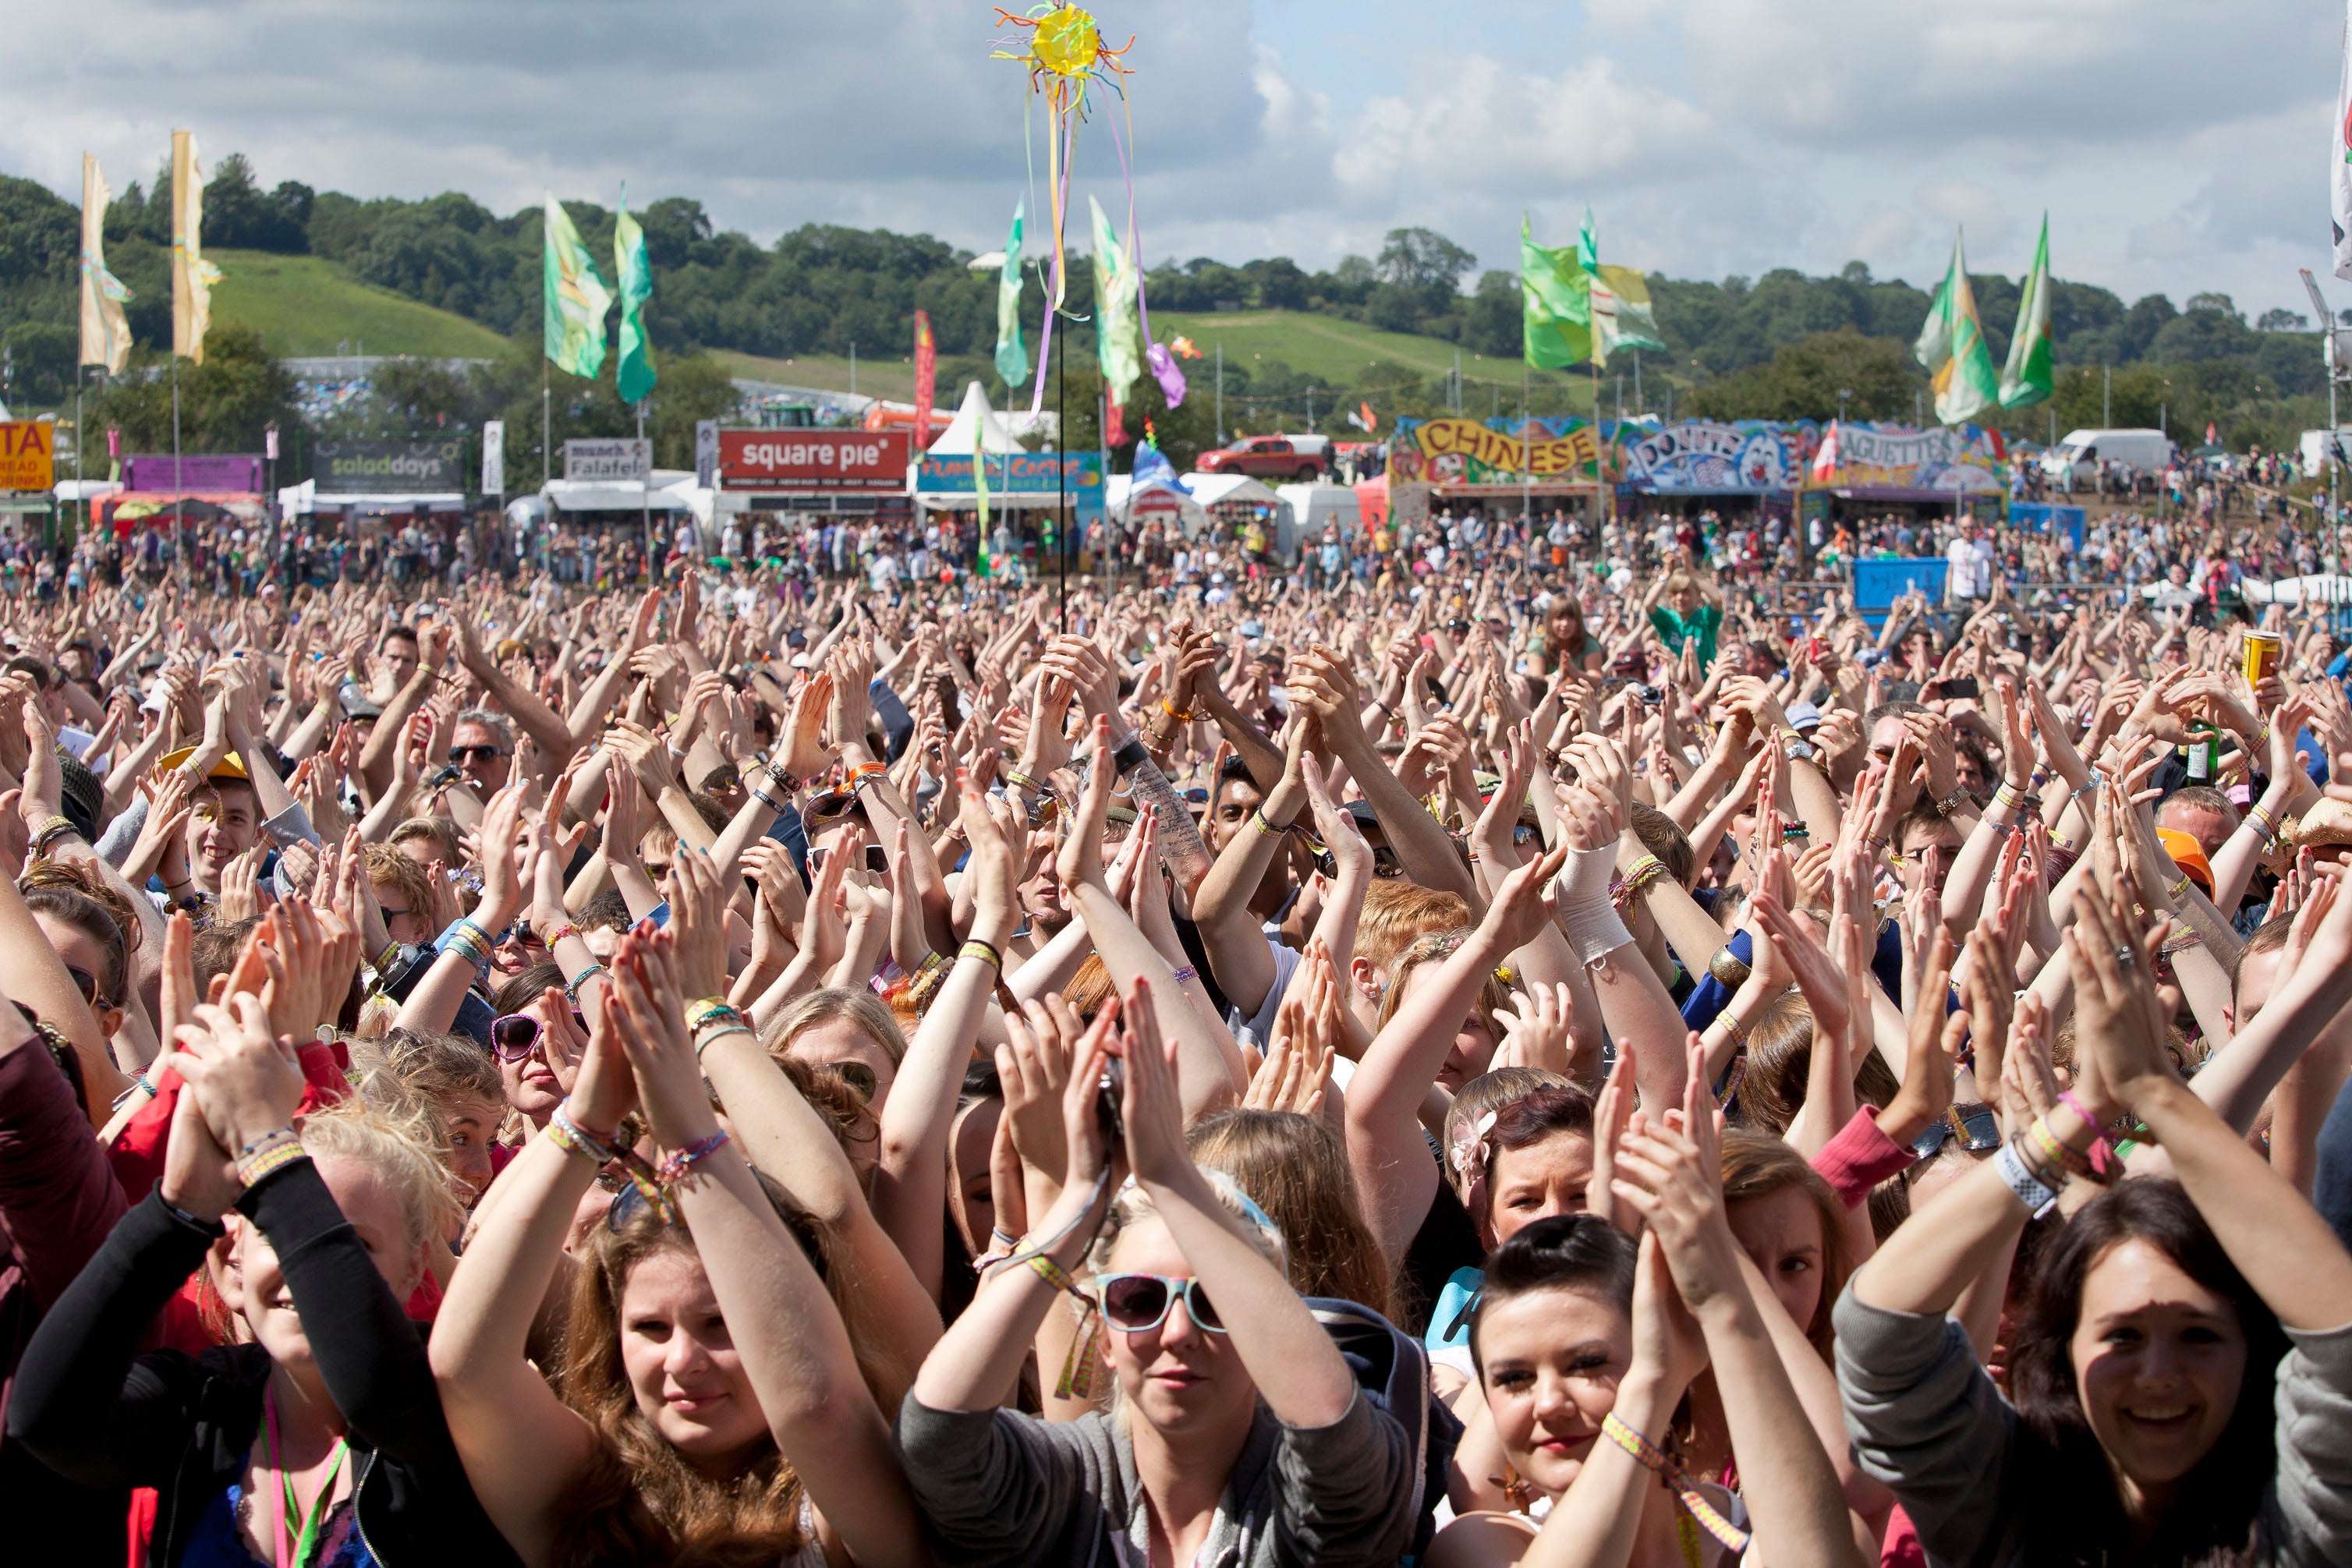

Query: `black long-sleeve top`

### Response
(7, 1157, 519, 1568)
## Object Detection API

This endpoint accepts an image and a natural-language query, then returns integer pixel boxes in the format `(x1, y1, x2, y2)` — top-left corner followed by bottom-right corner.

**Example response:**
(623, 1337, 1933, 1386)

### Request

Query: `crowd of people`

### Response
(0, 515, 2350, 1568)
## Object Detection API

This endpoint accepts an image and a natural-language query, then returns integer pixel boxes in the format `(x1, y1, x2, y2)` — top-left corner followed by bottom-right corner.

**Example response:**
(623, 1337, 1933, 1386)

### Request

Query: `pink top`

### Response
(1812, 1106, 1916, 1209)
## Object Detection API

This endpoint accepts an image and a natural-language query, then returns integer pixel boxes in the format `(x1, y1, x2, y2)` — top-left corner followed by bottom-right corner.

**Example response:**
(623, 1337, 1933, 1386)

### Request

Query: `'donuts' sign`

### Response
(717, 429, 908, 490)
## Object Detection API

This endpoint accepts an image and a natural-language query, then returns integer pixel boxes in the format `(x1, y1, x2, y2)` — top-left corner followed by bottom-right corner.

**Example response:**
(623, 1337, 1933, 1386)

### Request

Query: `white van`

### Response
(2037, 429, 2176, 487)
(2299, 428, 2352, 477)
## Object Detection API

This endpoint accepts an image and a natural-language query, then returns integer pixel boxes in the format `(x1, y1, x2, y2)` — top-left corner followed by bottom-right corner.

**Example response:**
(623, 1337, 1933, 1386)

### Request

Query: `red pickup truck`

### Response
(1196, 434, 1327, 481)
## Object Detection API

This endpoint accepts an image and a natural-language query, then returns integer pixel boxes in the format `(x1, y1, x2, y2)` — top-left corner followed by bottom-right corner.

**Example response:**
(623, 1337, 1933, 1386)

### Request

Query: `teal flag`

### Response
(544, 193, 611, 378)
(994, 200, 1029, 389)
(615, 184, 657, 404)
(1578, 206, 1599, 273)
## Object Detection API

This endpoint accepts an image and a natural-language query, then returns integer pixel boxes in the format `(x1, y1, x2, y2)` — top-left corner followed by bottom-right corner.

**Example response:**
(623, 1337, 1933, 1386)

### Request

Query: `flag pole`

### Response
(1521, 359, 1531, 543)
(542, 360, 551, 490)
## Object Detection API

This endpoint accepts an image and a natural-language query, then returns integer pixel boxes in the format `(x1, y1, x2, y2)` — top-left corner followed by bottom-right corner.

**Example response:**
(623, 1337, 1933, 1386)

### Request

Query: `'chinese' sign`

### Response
(0, 422, 55, 493)
(719, 429, 908, 490)
(1388, 417, 1599, 483)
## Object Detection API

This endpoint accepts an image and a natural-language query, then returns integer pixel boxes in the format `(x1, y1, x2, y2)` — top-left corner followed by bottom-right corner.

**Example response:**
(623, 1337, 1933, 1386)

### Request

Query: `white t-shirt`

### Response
(1224, 931, 1303, 1049)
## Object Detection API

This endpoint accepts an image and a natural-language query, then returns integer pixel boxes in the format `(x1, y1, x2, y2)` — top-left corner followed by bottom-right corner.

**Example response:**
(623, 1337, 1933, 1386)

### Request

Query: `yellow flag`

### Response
(171, 130, 223, 363)
(80, 155, 132, 374)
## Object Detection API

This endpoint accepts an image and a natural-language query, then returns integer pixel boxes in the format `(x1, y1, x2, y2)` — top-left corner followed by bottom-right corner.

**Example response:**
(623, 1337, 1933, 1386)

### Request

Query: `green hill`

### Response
(718, 312, 1632, 413)
(1145, 309, 1557, 392)
(205, 250, 509, 359)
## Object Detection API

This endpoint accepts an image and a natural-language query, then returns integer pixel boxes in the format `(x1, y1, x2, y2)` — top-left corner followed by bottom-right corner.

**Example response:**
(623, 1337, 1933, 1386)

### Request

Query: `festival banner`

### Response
(913, 310, 937, 453)
(122, 453, 264, 492)
(694, 419, 719, 489)
(170, 130, 221, 365)
(1387, 416, 1601, 484)
(313, 438, 466, 493)
(544, 193, 613, 379)
(1619, 421, 1802, 492)
(79, 155, 131, 375)
(614, 186, 658, 405)
(1825, 423, 2005, 492)
(0, 422, 55, 492)
(719, 429, 909, 490)
(480, 420, 505, 495)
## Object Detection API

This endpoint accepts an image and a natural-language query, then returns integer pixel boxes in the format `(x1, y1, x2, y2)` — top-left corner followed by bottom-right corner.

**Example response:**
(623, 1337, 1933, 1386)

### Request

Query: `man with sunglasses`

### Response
(447, 709, 515, 795)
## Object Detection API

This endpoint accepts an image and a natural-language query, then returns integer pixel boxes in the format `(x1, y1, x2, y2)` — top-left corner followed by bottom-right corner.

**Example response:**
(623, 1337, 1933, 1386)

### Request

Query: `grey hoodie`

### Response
(1834, 1283, 2352, 1566)
(896, 1389, 1415, 1568)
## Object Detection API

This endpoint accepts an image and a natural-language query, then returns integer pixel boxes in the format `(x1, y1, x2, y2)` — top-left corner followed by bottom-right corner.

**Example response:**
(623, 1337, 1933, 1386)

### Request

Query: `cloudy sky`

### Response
(2, 0, 2341, 320)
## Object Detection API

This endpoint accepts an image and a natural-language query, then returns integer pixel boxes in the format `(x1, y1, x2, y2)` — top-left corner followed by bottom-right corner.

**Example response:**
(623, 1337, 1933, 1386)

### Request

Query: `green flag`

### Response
(1999, 214, 2054, 410)
(1914, 230, 1999, 425)
(1578, 207, 1599, 272)
(614, 184, 657, 405)
(1521, 213, 1590, 369)
(994, 200, 1029, 389)
(1088, 194, 1142, 403)
(544, 193, 612, 379)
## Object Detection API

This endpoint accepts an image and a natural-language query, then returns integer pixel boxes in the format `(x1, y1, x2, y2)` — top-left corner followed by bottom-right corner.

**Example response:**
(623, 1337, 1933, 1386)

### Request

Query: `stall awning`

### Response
(546, 480, 689, 513)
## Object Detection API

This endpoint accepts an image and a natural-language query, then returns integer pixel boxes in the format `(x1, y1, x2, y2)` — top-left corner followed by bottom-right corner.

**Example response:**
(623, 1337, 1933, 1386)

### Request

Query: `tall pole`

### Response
(171, 356, 182, 532)
(849, 342, 857, 399)
(637, 401, 650, 568)
(73, 366, 83, 542)
(2103, 363, 2111, 427)
(1632, 352, 1642, 416)
(1215, 342, 1224, 444)
(541, 359, 551, 489)
(1521, 359, 1531, 540)
(1055, 307, 1066, 632)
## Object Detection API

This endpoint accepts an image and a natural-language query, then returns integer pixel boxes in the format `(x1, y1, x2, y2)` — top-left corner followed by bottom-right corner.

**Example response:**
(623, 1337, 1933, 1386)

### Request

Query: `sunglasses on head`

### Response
(63, 963, 110, 1011)
(448, 744, 504, 765)
(1913, 1103, 2002, 1158)
(1098, 1272, 1225, 1334)
(491, 1009, 588, 1061)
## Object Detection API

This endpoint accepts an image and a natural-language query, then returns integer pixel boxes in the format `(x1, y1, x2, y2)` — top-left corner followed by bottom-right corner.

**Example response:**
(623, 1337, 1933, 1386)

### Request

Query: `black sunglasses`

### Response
(448, 744, 505, 765)
(491, 1009, 589, 1061)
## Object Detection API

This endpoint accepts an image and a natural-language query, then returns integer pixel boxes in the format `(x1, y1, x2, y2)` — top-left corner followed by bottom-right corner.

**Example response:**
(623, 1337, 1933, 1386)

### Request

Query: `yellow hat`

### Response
(156, 746, 250, 783)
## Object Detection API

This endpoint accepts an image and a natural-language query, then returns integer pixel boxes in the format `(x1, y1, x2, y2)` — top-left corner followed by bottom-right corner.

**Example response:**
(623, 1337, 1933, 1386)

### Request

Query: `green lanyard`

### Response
(261, 1387, 350, 1568)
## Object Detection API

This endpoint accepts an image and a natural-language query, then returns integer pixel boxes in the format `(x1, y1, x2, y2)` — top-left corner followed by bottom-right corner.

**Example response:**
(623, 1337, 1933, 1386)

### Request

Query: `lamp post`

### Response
(1838, 388, 1851, 427)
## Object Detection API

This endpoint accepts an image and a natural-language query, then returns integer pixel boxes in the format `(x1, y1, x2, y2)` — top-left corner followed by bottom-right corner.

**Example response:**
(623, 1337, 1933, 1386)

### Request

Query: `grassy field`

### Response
(713, 349, 919, 401)
(716, 313, 1650, 419)
(207, 250, 511, 359)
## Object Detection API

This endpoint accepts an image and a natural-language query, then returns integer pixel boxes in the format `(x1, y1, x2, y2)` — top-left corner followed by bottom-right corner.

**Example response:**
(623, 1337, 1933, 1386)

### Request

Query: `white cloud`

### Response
(0, 0, 2335, 324)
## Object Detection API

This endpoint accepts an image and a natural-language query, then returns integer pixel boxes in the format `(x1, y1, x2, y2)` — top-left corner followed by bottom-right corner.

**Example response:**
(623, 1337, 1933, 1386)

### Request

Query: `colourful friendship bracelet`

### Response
(1598, 1413, 1752, 1552)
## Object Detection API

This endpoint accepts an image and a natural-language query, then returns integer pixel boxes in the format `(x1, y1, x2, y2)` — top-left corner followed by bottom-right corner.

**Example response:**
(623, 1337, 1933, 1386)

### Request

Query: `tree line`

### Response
(0, 153, 2334, 458)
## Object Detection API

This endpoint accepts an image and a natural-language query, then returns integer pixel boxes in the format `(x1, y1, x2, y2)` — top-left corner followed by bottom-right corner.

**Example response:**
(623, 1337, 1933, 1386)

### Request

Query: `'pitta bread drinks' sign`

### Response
(718, 429, 909, 490)
(0, 421, 55, 493)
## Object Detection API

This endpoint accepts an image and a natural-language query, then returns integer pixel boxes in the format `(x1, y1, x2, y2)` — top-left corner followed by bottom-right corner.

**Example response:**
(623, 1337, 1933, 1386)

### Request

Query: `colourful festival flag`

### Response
(544, 193, 613, 379)
(1521, 214, 1591, 370)
(614, 183, 657, 405)
(1914, 230, 2000, 425)
(994, 200, 1029, 389)
(1088, 194, 1142, 405)
(914, 310, 937, 453)
(1578, 206, 1600, 274)
(1591, 265, 1666, 368)
(1811, 419, 1841, 484)
(79, 154, 132, 374)
(170, 131, 222, 364)
(1999, 214, 2054, 410)
(2336, 0, 2352, 279)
